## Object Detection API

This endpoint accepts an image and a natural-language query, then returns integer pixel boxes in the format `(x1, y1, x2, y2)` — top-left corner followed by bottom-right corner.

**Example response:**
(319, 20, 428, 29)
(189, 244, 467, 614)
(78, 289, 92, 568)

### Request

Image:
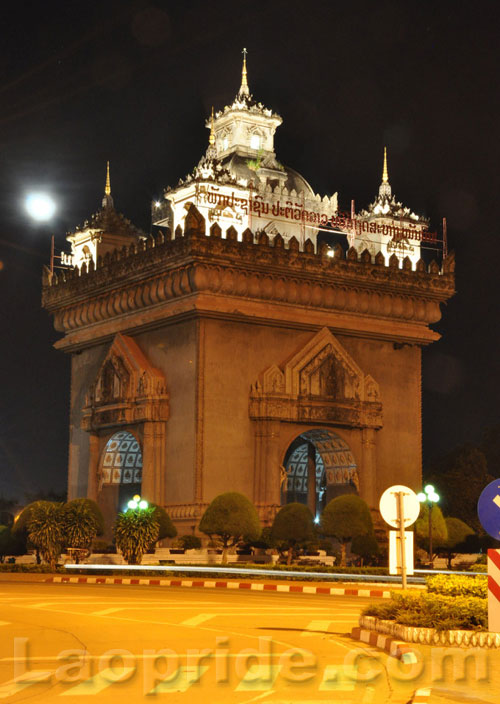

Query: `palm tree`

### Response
(27, 501, 65, 570)
(114, 507, 159, 565)
(63, 499, 105, 560)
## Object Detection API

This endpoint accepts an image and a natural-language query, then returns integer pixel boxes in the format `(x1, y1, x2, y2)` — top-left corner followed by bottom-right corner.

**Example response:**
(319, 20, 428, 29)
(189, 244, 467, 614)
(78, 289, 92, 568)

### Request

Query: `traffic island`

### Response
(355, 614, 500, 648)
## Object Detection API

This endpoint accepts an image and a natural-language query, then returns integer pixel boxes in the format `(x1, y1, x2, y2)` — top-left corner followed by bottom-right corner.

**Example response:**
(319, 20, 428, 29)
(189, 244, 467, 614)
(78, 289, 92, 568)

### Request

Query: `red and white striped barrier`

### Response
(46, 575, 391, 598)
(487, 549, 500, 632)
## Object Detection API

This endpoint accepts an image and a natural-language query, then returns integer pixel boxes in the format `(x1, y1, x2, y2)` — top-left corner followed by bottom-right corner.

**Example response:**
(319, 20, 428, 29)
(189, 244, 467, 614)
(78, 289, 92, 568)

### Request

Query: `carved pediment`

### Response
(82, 334, 169, 431)
(250, 327, 382, 429)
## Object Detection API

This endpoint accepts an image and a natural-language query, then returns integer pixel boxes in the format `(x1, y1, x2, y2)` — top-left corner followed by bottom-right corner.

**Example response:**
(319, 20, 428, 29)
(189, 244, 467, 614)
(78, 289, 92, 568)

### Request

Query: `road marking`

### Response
(0, 670, 52, 699)
(180, 612, 216, 626)
(319, 664, 356, 691)
(236, 664, 281, 691)
(61, 667, 135, 695)
(301, 619, 333, 636)
(91, 607, 122, 616)
(241, 692, 275, 703)
(149, 665, 209, 693)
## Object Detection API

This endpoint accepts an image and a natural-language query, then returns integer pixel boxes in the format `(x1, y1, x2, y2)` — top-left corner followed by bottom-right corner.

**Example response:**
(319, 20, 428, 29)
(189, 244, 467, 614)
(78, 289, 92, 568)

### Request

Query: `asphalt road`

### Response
(0, 580, 497, 703)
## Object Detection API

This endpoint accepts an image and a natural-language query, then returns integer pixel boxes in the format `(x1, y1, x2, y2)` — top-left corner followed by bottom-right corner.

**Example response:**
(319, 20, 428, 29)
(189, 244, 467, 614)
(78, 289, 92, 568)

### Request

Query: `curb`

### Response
(351, 626, 417, 662)
(47, 576, 391, 598)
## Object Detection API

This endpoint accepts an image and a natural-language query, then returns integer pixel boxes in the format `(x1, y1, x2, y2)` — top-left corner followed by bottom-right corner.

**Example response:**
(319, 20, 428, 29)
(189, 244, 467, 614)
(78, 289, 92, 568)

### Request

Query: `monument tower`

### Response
(42, 54, 455, 533)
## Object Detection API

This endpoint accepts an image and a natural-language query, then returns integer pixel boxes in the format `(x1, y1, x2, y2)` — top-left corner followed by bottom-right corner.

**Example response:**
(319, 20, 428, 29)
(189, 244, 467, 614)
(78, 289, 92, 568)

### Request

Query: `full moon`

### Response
(25, 193, 56, 221)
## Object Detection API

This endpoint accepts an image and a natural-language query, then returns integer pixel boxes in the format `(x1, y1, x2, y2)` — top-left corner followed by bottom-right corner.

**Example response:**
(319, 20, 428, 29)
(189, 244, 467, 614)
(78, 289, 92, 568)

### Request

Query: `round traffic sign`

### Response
(477, 479, 500, 540)
(379, 485, 420, 528)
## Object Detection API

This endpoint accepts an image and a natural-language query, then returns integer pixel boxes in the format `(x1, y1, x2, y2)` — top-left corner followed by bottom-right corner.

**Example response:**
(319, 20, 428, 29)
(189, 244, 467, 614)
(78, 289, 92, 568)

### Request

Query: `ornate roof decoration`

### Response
(214, 49, 281, 120)
(69, 163, 145, 240)
(358, 148, 428, 225)
(250, 327, 383, 429)
(82, 333, 169, 431)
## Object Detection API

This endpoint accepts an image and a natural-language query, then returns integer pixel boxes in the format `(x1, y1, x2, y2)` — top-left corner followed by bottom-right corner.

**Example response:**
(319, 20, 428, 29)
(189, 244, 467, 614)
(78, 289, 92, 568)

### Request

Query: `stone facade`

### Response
(42, 204, 455, 532)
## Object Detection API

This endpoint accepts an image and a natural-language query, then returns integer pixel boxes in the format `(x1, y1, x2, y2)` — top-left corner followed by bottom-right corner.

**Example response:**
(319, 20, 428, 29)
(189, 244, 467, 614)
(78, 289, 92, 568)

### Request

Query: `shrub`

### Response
(426, 573, 487, 598)
(271, 503, 314, 565)
(351, 533, 381, 565)
(320, 495, 373, 566)
(415, 503, 448, 560)
(250, 526, 274, 550)
(363, 590, 488, 631)
(150, 505, 177, 543)
(178, 535, 202, 550)
(199, 493, 261, 564)
(440, 517, 475, 568)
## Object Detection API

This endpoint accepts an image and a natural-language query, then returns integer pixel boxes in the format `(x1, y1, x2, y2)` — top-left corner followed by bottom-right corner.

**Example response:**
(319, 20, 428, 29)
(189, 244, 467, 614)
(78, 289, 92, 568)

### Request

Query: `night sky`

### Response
(0, 1, 498, 501)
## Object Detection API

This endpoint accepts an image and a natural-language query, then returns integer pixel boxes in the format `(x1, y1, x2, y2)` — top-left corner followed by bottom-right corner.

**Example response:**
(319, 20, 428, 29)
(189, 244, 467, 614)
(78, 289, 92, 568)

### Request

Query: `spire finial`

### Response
(382, 146, 389, 184)
(102, 161, 114, 209)
(105, 160, 111, 196)
(239, 47, 249, 96)
(209, 106, 215, 146)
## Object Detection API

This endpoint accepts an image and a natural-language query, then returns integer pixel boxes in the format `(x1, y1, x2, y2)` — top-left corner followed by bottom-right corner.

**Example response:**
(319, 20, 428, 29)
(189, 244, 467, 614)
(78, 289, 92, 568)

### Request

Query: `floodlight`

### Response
(127, 499, 138, 510)
(424, 484, 435, 495)
(430, 492, 440, 503)
(133, 494, 141, 502)
(417, 492, 426, 502)
(139, 500, 148, 509)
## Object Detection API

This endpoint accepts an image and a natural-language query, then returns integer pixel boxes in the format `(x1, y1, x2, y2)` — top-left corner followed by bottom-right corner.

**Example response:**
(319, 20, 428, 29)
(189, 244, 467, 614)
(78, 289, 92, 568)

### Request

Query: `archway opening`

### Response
(98, 430, 142, 524)
(281, 429, 358, 520)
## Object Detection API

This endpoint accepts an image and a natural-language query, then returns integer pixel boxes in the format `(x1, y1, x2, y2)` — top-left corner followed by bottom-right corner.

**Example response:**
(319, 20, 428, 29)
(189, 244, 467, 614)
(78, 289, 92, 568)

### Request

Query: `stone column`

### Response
(87, 433, 100, 501)
(307, 442, 317, 517)
(361, 428, 377, 507)
(253, 421, 281, 507)
(141, 421, 166, 506)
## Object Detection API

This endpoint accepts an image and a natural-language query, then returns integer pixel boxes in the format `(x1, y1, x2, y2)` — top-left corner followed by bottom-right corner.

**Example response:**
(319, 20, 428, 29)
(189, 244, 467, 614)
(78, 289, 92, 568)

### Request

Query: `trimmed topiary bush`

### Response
(199, 493, 261, 564)
(150, 505, 177, 543)
(271, 503, 314, 565)
(320, 495, 373, 566)
(178, 535, 202, 550)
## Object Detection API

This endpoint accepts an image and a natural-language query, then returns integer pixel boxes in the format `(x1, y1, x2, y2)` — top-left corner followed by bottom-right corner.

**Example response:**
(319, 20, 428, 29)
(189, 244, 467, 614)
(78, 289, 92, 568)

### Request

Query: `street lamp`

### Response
(127, 494, 149, 511)
(417, 484, 440, 568)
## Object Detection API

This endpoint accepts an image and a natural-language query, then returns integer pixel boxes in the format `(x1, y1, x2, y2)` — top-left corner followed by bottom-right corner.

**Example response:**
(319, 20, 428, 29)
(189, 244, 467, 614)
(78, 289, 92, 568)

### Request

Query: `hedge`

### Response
(363, 590, 488, 631)
(0, 562, 388, 579)
(426, 573, 487, 598)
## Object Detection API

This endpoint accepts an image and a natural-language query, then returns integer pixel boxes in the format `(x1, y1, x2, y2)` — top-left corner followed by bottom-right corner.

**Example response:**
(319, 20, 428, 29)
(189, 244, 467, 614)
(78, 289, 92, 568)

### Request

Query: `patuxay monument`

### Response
(42, 53, 455, 534)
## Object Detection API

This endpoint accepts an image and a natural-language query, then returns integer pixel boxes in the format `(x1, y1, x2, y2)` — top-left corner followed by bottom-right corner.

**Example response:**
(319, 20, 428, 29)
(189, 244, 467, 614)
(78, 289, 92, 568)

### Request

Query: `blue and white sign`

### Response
(478, 479, 500, 540)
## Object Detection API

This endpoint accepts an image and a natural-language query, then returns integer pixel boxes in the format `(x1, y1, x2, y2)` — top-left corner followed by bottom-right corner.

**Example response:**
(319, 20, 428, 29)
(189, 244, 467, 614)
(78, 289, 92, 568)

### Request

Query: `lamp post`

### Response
(417, 485, 440, 568)
(127, 494, 149, 511)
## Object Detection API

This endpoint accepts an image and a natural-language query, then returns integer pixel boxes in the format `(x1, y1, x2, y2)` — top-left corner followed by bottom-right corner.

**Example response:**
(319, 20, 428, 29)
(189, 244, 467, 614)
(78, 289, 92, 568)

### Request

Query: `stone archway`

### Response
(98, 430, 143, 517)
(281, 429, 358, 519)
(250, 327, 383, 515)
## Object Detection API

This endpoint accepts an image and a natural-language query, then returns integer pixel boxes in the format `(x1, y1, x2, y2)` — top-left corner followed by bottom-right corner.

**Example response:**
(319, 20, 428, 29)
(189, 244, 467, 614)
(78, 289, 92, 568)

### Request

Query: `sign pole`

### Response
(396, 491, 407, 590)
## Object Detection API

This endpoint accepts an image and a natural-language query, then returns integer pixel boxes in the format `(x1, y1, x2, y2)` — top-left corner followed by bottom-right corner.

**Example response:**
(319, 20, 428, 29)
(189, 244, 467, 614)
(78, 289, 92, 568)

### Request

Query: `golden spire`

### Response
(239, 47, 249, 96)
(105, 160, 111, 196)
(209, 106, 215, 146)
(382, 146, 389, 183)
